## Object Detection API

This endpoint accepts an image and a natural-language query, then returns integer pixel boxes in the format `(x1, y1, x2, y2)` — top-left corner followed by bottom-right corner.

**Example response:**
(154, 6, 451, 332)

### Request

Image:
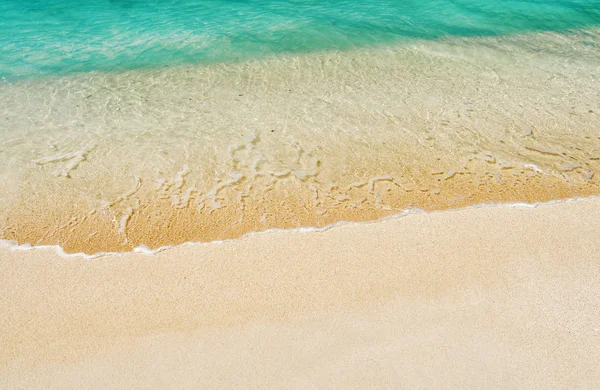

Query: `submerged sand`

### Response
(1, 30, 600, 253)
(1, 197, 599, 388)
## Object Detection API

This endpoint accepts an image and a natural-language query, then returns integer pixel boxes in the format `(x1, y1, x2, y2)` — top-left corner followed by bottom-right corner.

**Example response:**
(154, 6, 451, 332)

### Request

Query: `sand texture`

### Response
(1, 197, 599, 389)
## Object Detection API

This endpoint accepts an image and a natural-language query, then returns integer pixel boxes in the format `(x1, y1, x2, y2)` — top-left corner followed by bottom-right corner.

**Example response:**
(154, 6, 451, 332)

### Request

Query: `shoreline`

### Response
(2, 196, 599, 387)
(1, 194, 598, 258)
(5, 169, 599, 254)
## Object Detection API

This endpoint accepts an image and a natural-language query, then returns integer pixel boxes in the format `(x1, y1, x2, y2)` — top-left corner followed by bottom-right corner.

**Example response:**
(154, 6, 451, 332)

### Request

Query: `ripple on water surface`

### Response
(1, 0, 600, 79)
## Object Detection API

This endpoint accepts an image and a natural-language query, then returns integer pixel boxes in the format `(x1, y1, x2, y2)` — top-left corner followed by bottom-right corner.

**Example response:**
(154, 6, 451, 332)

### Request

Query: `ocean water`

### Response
(1, 0, 600, 80)
(1, 0, 600, 254)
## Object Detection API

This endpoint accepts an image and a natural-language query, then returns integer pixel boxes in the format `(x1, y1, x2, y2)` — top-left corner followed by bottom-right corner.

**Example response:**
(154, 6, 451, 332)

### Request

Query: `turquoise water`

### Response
(1, 0, 600, 80)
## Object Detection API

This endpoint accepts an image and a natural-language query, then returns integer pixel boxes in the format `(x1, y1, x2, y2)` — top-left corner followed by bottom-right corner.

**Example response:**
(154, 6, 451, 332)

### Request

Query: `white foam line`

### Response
(1, 195, 598, 260)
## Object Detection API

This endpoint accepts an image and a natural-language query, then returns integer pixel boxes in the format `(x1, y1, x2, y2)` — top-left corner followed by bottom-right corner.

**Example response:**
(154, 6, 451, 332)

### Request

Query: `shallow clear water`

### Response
(1, 0, 600, 80)
(1, 1, 600, 254)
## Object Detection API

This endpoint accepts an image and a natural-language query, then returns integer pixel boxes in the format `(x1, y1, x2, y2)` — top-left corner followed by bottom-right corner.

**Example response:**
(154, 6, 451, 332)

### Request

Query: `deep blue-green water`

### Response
(1, 0, 600, 80)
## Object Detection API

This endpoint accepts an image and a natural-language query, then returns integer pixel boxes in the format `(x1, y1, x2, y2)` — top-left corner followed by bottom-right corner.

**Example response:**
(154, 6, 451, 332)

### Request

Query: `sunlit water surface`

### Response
(1, 0, 600, 253)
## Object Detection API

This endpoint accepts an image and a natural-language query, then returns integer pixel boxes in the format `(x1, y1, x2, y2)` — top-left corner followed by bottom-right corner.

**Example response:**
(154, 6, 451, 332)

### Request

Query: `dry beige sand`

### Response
(1, 197, 600, 389)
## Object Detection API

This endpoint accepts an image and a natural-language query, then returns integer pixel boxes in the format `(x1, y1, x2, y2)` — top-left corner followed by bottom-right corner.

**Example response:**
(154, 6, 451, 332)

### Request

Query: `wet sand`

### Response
(1, 197, 599, 388)
(2, 30, 600, 254)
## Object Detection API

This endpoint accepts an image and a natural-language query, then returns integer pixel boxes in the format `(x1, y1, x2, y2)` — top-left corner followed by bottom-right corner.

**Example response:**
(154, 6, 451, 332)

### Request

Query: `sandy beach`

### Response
(1, 197, 599, 388)
(2, 1, 600, 388)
